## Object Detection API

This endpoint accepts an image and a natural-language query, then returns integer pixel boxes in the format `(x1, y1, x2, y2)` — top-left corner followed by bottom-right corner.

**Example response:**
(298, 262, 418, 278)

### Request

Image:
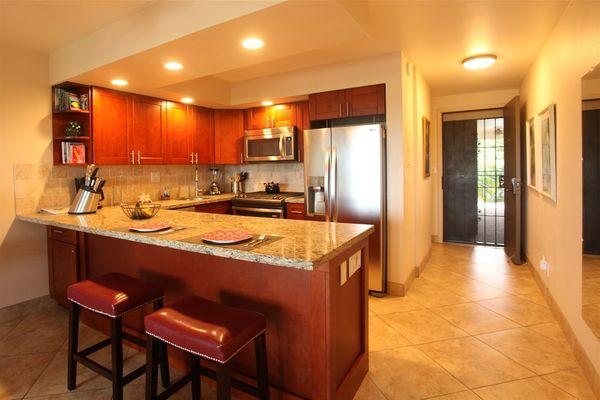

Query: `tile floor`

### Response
(0, 243, 596, 399)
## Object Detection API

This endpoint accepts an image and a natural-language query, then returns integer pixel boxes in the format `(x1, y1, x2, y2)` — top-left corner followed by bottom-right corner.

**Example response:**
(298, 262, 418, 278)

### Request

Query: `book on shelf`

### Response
(61, 142, 86, 164)
(54, 88, 88, 112)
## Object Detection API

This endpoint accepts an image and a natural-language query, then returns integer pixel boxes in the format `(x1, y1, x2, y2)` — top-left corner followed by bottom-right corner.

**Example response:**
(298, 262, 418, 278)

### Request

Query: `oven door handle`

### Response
(232, 206, 283, 214)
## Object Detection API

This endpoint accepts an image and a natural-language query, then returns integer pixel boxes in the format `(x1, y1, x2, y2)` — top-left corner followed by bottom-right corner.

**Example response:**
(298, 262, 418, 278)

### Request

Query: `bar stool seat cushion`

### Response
(144, 296, 267, 364)
(67, 273, 164, 317)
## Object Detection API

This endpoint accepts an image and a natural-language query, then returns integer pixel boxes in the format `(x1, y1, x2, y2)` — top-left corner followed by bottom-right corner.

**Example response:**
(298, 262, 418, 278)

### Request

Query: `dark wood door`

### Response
(214, 109, 244, 165)
(166, 102, 192, 164)
(503, 96, 523, 263)
(130, 95, 166, 164)
(583, 107, 600, 254)
(309, 90, 345, 120)
(443, 119, 478, 243)
(92, 87, 131, 165)
(347, 84, 385, 117)
(194, 106, 215, 164)
(48, 239, 79, 306)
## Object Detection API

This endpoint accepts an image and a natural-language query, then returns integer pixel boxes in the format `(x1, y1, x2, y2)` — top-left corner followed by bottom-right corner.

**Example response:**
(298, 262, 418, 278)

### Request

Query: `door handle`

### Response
(195, 153, 198, 164)
(130, 151, 135, 165)
(137, 150, 141, 164)
(190, 153, 194, 164)
(324, 150, 330, 222)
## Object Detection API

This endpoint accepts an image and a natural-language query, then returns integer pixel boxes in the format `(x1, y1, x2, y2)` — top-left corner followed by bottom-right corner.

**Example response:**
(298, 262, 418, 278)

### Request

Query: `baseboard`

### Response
(525, 257, 600, 398)
(387, 246, 432, 297)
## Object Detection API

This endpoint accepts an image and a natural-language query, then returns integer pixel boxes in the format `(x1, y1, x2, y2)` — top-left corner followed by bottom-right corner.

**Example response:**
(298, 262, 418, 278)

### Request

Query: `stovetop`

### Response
(231, 191, 304, 206)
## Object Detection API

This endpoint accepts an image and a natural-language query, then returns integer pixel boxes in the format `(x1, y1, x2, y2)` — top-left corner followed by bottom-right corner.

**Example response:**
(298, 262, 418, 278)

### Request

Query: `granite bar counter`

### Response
(18, 206, 373, 400)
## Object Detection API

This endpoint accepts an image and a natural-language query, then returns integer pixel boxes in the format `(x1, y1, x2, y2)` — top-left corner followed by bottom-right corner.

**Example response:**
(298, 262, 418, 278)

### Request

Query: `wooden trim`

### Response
(525, 257, 600, 398)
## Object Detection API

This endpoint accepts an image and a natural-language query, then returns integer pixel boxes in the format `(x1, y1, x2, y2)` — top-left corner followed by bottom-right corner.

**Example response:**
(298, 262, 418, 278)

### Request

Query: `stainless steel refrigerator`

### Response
(303, 124, 387, 294)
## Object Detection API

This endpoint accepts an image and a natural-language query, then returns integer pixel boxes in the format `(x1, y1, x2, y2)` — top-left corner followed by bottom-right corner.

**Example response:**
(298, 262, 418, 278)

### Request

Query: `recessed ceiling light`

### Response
(242, 37, 264, 49)
(261, 100, 274, 106)
(111, 79, 128, 86)
(181, 97, 194, 104)
(462, 54, 497, 71)
(164, 62, 183, 71)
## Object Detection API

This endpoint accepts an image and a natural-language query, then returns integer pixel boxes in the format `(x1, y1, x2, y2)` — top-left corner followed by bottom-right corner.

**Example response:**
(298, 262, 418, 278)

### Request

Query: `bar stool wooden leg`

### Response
(145, 335, 159, 400)
(216, 363, 231, 400)
(154, 299, 171, 388)
(67, 302, 80, 391)
(255, 332, 270, 400)
(111, 317, 124, 400)
(190, 355, 201, 400)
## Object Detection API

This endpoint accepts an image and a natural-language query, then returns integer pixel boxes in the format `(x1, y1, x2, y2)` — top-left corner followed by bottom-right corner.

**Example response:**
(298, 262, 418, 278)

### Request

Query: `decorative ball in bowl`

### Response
(121, 202, 161, 219)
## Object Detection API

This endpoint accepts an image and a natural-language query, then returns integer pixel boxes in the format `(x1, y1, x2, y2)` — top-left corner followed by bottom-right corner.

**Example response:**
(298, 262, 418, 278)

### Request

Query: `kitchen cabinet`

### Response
(308, 84, 385, 121)
(285, 202, 305, 220)
(214, 109, 244, 164)
(271, 103, 295, 127)
(130, 95, 167, 164)
(92, 87, 131, 165)
(244, 103, 297, 130)
(47, 226, 80, 307)
(295, 101, 310, 162)
(195, 201, 231, 214)
(244, 107, 271, 130)
(166, 101, 193, 164)
(194, 106, 215, 164)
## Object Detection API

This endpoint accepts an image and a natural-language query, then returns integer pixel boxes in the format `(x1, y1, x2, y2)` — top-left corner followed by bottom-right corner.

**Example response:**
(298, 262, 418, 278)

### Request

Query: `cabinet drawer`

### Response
(195, 201, 231, 214)
(286, 203, 305, 220)
(48, 226, 78, 245)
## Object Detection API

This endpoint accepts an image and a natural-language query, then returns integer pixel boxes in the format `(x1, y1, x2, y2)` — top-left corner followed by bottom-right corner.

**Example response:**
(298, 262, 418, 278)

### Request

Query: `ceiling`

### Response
(1, 0, 570, 102)
(0, 1, 155, 53)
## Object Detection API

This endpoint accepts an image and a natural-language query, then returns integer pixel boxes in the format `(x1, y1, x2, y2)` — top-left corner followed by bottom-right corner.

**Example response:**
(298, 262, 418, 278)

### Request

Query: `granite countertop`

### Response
(155, 193, 236, 209)
(285, 196, 305, 204)
(17, 206, 373, 270)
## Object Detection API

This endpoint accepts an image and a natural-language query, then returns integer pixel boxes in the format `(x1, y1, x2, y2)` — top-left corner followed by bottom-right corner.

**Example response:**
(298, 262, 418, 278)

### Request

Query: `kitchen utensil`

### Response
(249, 234, 268, 247)
(245, 233, 266, 247)
(201, 230, 253, 244)
(121, 203, 161, 219)
(158, 227, 185, 235)
(69, 187, 102, 214)
(129, 221, 171, 232)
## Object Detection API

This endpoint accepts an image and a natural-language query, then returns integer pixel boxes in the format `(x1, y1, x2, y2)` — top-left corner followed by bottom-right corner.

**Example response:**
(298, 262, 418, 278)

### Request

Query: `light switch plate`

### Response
(340, 261, 348, 285)
(349, 251, 362, 276)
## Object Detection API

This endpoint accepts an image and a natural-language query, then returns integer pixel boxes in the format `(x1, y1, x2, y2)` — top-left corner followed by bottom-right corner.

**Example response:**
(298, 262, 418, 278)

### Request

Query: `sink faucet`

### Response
(194, 165, 202, 199)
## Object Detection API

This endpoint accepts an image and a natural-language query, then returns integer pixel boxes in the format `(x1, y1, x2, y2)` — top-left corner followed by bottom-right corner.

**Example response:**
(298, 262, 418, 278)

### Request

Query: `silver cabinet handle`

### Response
(240, 152, 244, 164)
(195, 153, 198, 164)
(52, 228, 64, 234)
(130, 151, 135, 164)
(346, 102, 349, 116)
(331, 147, 338, 222)
(190, 153, 194, 164)
(137, 150, 141, 164)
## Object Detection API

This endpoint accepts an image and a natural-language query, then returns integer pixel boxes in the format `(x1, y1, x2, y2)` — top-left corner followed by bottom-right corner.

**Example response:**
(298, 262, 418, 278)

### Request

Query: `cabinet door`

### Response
(245, 107, 270, 130)
(195, 106, 215, 164)
(195, 201, 231, 214)
(285, 203, 305, 220)
(92, 87, 131, 165)
(48, 239, 78, 306)
(214, 110, 244, 165)
(272, 103, 295, 127)
(166, 102, 193, 164)
(130, 95, 167, 164)
(295, 101, 310, 162)
(308, 90, 345, 121)
(348, 84, 385, 117)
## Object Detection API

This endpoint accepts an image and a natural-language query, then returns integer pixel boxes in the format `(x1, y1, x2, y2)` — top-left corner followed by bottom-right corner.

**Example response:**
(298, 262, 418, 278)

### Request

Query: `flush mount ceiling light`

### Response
(242, 37, 264, 49)
(164, 62, 183, 71)
(261, 100, 274, 106)
(111, 79, 128, 86)
(462, 54, 497, 71)
(181, 97, 194, 104)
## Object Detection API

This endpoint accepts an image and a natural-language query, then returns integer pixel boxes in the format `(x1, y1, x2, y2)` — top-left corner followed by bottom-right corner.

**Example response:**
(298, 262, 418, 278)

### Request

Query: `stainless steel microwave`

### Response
(244, 126, 297, 162)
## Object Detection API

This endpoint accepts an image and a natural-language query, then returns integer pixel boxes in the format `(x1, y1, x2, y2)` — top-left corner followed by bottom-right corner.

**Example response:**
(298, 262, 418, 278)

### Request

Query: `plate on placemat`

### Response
(129, 221, 172, 233)
(201, 229, 253, 244)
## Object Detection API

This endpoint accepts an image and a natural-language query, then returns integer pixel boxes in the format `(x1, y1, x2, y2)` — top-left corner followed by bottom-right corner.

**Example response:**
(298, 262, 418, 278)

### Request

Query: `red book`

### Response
(70, 143, 86, 164)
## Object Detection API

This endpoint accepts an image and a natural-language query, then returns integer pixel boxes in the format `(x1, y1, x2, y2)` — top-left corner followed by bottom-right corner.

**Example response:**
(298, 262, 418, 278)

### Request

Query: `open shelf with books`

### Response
(52, 82, 93, 165)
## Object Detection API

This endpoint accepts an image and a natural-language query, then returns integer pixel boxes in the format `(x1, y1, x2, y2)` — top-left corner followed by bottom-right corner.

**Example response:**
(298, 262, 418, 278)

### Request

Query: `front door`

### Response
(503, 96, 523, 264)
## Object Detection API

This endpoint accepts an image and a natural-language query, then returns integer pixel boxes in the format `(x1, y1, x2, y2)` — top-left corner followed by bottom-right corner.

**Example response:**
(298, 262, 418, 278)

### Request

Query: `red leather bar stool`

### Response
(66, 273, 171, 400)
(144, 295, 269, 400)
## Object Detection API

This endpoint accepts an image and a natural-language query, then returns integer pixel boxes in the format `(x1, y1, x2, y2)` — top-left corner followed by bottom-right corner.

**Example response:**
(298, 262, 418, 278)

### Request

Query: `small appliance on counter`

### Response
(69, 164, 105, 214)
(264, 182, 280, 194)
(208, 168, 221, 195)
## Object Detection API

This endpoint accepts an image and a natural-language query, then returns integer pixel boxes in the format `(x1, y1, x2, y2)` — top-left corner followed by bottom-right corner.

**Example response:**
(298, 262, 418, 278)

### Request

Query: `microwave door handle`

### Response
(279, 135, 284, 157)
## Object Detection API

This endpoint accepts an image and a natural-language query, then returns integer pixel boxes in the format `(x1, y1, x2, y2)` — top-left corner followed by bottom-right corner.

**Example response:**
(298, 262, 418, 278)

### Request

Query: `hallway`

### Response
(357, 243, 596, 399)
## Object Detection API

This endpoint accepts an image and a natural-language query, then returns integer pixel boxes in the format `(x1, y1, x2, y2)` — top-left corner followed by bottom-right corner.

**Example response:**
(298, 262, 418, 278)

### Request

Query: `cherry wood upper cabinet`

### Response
(308, 84, 386, 121)
(92, 87, 131, 165)
(130, 96, 167, 164)
(214, 109, 244, 165)
(244, 107, 270, 130)
(244, 103, 297, 129)
(272, 103, 295, 127)
(194, 106, 215, 164)
(166, 101, 193, 164)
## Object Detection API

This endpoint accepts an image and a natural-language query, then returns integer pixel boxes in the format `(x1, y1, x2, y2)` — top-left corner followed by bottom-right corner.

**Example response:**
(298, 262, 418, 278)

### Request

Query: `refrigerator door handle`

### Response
(324, 150, 330, 222)
(331, 147, 338, 222)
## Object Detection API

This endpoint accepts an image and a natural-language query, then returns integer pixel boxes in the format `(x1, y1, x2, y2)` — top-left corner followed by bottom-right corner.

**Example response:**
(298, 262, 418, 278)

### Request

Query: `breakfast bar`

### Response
(17, 207, 374, 400)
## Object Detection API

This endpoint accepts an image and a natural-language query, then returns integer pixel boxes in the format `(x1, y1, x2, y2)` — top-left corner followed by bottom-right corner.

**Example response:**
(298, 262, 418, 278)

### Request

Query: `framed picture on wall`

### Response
(422, 117, 431, 178)
(539, 103, 557, 201)
(526, 117, 538, 190)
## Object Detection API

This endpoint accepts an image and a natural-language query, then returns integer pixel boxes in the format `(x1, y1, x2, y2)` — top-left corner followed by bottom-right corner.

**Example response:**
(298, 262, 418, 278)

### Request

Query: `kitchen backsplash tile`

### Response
(222, 162, 304, 193)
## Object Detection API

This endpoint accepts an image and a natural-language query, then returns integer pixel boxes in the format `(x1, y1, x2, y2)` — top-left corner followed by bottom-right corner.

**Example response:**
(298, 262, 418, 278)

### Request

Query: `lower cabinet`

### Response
(194, 201, 231, 214)
(285, 203, 306, 220)
(47, 226, 80, 307)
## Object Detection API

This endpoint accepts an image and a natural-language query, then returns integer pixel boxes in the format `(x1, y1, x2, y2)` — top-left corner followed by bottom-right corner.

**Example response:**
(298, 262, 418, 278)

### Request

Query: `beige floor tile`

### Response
(406, 281, 470, 308)
(0, 323, 17, 341)
(477, 327, 578, 374)
(418, 337, 534, 388)
(427, 253, 468, 267)
(382, 309, 468, 345)
(442, 262, 508, 279)
(478, 296, 553, 326)
(369, 346, 467, 399)
(420, 267, 468, 286)
(369, 295, 424, 315)
(582, 278, 600, 305)
(528, 322, 568, 342)
(582, 303, 600, 338)
(353, 375, 387, 400)
(0, 352, 54, 399)
(541, 368, 597, 400)
(440, 279, 508, 301)
(0, 296, 55, 326)
(474, 377, 575, 399)
(475, 274, 540, 295)
(517, 289, 549, 307)
(369, 316, 410, 352)
(427, 390, 483, 399)
(432, 303, 520, 335)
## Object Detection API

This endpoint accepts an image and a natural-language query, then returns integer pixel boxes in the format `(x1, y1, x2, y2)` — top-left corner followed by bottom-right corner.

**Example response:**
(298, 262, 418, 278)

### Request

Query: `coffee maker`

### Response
(208, 168, 221, 195)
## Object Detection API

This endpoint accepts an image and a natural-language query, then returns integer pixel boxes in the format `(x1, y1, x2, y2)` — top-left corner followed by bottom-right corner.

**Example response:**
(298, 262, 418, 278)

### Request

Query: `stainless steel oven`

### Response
(244, 126, 297, 162)
(232, 206, 284, 219)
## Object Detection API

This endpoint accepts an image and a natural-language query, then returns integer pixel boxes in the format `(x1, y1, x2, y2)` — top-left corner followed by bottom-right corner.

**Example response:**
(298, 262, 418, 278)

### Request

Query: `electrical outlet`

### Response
(340, 261, 348, 285)
(150, 172, 160, 183)
(540, 256, 550, 276)
(349, 251, 362, 276)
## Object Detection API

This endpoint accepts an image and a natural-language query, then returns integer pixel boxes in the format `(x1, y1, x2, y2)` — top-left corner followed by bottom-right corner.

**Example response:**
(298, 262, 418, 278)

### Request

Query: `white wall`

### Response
(519, 1, 600, 374)
(0, 44, 52, 308)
